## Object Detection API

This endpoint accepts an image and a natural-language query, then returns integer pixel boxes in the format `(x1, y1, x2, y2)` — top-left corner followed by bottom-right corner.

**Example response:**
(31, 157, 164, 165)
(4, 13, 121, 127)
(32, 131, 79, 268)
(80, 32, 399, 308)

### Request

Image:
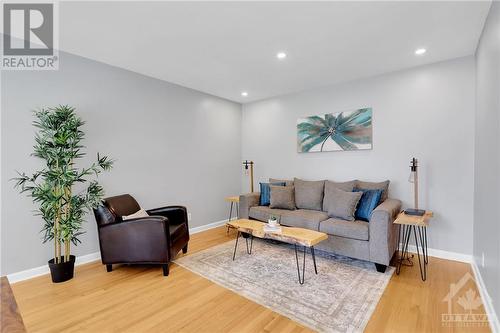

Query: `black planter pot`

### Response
(48, 255, 75, 283)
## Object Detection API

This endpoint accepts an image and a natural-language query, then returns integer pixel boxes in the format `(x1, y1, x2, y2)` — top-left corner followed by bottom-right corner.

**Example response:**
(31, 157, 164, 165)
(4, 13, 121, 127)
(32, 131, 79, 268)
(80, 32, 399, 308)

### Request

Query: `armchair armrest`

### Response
(368, 198, 402, 265)
(98, 216, 170, 264)
(147, 205, 188, 227)
(239, 192, 260, 219)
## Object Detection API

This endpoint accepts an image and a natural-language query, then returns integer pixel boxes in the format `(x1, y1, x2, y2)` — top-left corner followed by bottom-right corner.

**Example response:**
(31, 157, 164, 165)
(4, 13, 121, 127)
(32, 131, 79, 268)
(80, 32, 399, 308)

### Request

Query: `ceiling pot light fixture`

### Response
(276, 52, 287, 60)
(415, 48, 427, 55)
(241, 91, 248, 97)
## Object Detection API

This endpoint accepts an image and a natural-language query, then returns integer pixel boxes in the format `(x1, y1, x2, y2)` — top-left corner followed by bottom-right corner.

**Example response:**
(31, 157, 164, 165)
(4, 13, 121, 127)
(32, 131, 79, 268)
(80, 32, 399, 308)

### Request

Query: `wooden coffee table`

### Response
(227, 219, 328, 284)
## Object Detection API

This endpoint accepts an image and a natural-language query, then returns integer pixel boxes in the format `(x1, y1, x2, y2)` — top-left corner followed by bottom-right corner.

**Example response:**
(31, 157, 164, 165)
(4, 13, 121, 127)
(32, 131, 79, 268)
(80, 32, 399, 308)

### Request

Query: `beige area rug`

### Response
(174, 238, 394, 333)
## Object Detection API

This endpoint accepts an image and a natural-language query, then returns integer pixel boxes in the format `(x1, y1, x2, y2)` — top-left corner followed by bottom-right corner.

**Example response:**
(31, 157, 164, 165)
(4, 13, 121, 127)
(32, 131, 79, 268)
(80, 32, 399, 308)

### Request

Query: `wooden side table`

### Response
(394, 211, 433, 281)
(225, 196, 240, 233)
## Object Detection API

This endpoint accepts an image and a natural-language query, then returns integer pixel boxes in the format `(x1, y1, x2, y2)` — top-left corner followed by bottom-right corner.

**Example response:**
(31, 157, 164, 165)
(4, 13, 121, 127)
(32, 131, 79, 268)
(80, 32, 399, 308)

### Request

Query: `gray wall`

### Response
(1, 52, 242, 275)
(242, 56, 475, 256)
(474, 1, 500, 320)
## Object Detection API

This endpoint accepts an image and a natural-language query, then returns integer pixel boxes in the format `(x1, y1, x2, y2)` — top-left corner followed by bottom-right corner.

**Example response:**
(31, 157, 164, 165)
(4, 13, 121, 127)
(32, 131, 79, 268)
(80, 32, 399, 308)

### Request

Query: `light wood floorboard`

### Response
(10, 226, 490, 332)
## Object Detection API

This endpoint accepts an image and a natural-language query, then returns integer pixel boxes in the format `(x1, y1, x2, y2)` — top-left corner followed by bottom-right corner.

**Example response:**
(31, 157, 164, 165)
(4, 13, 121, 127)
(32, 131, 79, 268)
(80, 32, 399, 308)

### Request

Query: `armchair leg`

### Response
(162, 264, 169, 276)
(106, 264, 112, 272)
(182, 245, 188, 254)
(374, 263, 387, 273)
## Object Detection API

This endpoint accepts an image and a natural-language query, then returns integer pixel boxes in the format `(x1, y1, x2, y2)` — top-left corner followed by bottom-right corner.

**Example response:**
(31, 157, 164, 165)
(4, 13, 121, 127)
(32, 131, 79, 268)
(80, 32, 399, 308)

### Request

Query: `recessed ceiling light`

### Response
(415, 48, 427, 55)
(276, 52, 287, 60)
(241, 91, 248, 97)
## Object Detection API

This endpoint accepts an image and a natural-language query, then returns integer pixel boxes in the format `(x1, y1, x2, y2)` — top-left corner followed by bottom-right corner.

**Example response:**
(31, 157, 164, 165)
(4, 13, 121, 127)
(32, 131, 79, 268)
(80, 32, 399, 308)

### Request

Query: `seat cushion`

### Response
(294, 178, 325, 211)
(249, 206, 290, 222)
(281, 209, 329, 230)
(169, 223, 187, 242)
(249, 206, 328, 230)
(319, 218, 369, 241)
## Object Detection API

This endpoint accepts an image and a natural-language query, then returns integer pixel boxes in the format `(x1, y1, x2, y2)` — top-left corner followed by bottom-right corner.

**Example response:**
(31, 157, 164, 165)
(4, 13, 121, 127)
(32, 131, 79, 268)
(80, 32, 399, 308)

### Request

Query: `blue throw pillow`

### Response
(353, 188, 383, 222)
(260, 182, 286, 206)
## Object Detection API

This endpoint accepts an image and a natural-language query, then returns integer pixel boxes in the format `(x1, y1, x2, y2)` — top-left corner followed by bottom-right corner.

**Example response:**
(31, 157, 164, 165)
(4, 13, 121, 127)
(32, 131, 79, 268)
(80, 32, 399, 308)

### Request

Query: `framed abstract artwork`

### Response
(297, 107, 372, 153)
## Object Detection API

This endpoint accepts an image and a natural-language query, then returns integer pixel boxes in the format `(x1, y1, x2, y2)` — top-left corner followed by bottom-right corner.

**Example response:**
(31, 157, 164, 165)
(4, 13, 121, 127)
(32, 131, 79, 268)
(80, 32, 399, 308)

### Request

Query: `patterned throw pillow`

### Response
(353, 189, 383, 221)
(259, 182, 286, 206)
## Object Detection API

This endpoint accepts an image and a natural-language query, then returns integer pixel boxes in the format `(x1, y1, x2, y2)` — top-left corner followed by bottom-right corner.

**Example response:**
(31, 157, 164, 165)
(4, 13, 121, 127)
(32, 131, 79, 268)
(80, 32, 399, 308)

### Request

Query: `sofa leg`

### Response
(106, 264, 112, 272)
(182, 245, 188, 254)
(375, 263, 387, 273)
(162, 264, 169, 276)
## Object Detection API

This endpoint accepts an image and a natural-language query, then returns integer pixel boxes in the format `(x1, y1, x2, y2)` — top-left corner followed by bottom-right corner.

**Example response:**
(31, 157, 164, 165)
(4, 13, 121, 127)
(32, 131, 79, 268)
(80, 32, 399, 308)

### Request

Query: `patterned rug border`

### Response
(174, 239, 394, 333)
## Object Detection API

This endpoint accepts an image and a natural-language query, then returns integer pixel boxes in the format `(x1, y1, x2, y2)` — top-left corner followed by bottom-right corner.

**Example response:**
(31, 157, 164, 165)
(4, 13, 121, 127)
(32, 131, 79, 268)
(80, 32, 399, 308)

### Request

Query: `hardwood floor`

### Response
(10, 226, 491, 332)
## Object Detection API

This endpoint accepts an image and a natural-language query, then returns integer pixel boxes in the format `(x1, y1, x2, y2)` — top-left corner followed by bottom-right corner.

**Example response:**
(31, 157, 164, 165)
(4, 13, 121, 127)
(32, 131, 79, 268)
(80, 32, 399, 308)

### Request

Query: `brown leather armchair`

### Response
(93, 194, 189, 276)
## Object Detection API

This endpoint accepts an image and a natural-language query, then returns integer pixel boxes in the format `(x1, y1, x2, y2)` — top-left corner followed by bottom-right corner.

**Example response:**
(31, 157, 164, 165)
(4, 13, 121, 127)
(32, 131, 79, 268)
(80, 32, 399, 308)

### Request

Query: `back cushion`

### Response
(293, 178, 325, 211)
(325, 180, 356, 192)
(105, 194, 141, 218)
(356, 180, 390, 202)
(269, 178, 294, 187)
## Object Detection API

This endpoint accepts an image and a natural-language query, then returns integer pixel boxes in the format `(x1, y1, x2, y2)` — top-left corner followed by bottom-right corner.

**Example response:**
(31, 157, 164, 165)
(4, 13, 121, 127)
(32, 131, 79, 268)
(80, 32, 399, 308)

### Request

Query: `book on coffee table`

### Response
(263, 225, 282, 233)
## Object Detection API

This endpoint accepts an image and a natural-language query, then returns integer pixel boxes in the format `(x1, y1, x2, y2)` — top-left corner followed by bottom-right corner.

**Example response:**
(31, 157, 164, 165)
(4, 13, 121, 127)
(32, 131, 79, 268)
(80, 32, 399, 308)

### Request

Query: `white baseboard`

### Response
(7, 251, 101, 284)
(471, 260, 500, 333)
(6, 219, 229, 284)
(403, 244, 473, 263)
(189, 219, 228, 234)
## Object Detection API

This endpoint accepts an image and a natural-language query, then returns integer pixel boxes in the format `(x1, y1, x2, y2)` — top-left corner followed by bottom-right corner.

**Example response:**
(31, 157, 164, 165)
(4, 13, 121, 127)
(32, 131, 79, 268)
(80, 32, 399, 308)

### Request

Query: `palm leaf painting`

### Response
(297, 108, 372, 152)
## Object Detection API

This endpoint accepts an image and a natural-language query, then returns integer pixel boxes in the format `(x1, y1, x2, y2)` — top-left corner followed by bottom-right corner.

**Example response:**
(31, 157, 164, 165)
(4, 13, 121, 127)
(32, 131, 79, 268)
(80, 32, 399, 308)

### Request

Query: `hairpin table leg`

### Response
(245, 234, 253, 254)
(232, 231, 240, 260)
(294, 244, 306, 285)
(311, 246, 318, 274)
(227, 202, 234, 234)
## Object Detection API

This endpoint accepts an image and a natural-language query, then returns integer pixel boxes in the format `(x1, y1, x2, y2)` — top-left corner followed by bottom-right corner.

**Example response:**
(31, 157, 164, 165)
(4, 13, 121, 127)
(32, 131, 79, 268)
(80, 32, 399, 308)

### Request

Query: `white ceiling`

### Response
(60, 1, 491, 103)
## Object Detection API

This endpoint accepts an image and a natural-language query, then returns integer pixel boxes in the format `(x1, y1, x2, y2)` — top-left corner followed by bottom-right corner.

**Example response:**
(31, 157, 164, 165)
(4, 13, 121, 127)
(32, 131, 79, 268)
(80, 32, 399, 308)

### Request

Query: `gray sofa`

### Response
(239, 179, 402, 272)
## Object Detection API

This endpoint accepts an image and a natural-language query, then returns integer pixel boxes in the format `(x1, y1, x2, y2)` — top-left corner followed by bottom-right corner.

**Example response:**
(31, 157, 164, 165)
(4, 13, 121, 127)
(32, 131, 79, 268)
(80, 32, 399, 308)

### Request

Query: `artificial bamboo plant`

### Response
(14, 105, 113, 264)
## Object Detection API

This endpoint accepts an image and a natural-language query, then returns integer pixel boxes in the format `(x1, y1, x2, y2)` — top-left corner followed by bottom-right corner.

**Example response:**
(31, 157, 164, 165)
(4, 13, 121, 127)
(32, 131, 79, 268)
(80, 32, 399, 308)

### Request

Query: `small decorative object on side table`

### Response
(394, 211, 433, 281)
(225, 196, 240, 234)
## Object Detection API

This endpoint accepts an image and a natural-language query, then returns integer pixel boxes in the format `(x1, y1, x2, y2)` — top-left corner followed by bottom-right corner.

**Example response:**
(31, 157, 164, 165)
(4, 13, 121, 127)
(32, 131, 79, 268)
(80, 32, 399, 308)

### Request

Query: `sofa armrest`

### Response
(239, 192, 260, 219)
(98, 216, 170, 264)
(368, 198, 402, 265)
